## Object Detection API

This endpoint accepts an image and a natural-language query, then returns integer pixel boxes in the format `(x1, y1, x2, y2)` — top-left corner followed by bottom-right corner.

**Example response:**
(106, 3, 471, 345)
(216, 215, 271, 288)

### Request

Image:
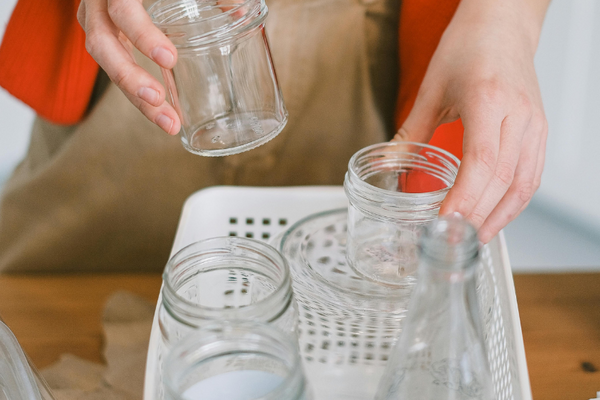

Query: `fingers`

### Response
(392, 78, 446, 144)
(79, 0, 180, 134)
(107, 0, 177, 69)
(439, 96, 505, 219)
(478, 113, 546, 242)
(466, 111, 530, 229)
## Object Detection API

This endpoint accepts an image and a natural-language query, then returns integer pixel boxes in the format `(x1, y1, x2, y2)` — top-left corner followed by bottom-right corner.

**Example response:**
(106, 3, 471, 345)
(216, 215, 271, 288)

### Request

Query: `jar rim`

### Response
(162, 236, 292, 322)
(347, 141, 460, 200)
(148, 0, 266, 48)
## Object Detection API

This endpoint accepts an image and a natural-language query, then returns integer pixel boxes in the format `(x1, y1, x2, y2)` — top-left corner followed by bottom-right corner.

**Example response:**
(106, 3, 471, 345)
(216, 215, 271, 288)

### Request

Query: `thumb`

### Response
(392, 90, 443, 145)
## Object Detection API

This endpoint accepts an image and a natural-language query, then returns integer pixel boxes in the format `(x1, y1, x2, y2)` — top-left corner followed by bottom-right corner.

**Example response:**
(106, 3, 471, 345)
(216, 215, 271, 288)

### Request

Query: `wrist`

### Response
(453, 0, 550, 54)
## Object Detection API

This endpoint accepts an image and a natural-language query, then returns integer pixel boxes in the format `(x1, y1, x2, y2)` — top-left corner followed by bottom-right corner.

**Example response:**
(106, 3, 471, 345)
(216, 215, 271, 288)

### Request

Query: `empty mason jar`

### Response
(149, 0, 287, 156)
(149, 237, 298, 400)
(164, 321, 310, 400)
(344, 142, 460, 287)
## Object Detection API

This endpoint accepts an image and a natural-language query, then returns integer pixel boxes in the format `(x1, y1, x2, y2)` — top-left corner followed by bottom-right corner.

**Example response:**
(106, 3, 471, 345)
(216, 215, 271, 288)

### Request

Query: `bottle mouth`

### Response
(419, 214, 480, 268)
(148, 0, 266, 49)
(164, 321, 305, 400)
(344, 142, 460, 219)
(162, 237, 292, 325)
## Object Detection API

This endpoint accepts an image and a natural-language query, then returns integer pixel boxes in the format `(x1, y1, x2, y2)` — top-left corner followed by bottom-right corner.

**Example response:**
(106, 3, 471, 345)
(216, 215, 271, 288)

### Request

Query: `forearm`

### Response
(452, 0, 552, 53)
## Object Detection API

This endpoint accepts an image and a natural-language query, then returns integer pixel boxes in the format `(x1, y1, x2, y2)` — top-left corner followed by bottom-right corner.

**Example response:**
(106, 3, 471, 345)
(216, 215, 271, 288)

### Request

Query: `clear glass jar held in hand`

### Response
(375, 215, 496, 400)
(344, 141, 460, 287)
(164, 321, 310, 400)
(149, 0, 287, 156)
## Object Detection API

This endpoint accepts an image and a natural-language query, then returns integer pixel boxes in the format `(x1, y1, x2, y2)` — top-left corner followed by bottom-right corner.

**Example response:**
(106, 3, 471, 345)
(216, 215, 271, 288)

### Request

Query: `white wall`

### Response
(533, 0, 600, 234)
(0, 0, 33, 185)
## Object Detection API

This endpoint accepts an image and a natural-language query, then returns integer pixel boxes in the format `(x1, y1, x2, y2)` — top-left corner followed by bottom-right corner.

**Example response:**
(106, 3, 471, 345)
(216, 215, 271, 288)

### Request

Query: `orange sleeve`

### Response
(395, 0, 463, 160)
(0, 0, 99, 125)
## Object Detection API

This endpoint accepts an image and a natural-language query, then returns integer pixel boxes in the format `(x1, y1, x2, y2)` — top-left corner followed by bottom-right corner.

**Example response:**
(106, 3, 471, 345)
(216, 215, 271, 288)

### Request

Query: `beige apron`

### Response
(0, 0, 399, 272)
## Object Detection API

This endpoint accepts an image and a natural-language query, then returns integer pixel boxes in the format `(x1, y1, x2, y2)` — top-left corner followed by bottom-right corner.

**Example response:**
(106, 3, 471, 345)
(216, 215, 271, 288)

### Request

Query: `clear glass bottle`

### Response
(164, 321, 310, 400)
(149, 0, 287, 156)
(344, 141, 460, 287)
(375, 215, 496, 400)
(148, 237, 298, 400)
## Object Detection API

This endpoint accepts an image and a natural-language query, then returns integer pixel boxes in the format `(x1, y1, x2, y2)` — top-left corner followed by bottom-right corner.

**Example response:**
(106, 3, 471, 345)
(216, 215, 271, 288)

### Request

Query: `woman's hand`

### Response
(77, 0, 181, 135)
(394, 0, 551, 243)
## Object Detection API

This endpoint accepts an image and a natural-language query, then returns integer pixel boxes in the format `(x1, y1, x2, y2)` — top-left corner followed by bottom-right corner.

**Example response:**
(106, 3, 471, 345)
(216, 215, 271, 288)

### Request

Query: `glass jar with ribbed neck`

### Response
(164, 321, 310, 400)
(148, 0, 287, 156)
(149, 237, 298, 400)
(344, 141, 460, 287)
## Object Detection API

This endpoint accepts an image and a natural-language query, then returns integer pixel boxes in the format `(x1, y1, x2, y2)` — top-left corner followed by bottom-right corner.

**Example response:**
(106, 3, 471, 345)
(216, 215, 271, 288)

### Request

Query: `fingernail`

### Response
(151, 47, 174, 68)
(138, 87, 159, 105)
(156, 114, 173, 134)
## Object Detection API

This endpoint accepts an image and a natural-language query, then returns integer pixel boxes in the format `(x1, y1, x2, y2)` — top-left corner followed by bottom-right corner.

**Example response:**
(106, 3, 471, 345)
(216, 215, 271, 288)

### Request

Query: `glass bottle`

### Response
(344, 141, 460, 287)
(163, 321, 310, 400)
(375, 215, 496, 400)
(147, 237, 298, 400)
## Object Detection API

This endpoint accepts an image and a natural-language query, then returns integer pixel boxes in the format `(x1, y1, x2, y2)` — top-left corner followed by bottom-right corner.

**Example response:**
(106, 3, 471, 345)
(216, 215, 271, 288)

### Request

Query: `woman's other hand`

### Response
(77, 0, 181, 134)
(394, 0, 551, 243)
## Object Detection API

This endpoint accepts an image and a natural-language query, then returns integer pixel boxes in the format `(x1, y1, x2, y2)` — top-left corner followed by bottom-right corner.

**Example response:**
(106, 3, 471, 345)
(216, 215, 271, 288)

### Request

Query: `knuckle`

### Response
(515, 182, 535, 203)
(112, 66, 134, 90)
(469, 209, 487, 228)
(531, 111, 547, 134)
(517, 93, 532, 115)
(458, 191, 479, 211)
(494, 161, 515, 187)
(77, 4, 86, 28)
(107, 0, 127, 20)
(473, 145, 497, 174)
(473, 79, 504, 105)
(131, 29, 153, 51)
(84, 31, 101, 57)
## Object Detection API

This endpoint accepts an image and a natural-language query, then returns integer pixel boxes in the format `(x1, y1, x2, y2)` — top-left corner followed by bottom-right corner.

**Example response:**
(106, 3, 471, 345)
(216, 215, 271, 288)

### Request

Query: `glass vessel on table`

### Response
(148, 237, 297, 400)
(164, 321, 310, 400)
(375, 215, 496, 400)
(344, 141, 460, 287)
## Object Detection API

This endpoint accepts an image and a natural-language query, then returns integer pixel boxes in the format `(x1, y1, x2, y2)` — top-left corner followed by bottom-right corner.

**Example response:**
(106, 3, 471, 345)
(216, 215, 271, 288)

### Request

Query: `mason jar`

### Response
(150, 237, 298, 400)
(148, 0, 287, 156)
(164, 321, 310, 400)
(344, 141, 460, 287)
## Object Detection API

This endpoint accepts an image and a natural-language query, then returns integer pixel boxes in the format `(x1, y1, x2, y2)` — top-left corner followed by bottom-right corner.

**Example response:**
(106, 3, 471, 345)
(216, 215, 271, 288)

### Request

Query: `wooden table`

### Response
(0, 273, 598, 399)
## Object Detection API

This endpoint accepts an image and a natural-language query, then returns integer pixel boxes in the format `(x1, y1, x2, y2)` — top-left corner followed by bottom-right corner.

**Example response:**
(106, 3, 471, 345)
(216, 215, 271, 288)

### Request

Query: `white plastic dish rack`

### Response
(144, 186, 532, 400)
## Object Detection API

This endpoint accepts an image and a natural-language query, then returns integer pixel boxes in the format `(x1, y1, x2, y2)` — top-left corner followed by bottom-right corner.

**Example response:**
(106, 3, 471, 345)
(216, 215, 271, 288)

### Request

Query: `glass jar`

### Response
(164, 321, 310, 400)
(149, 0, 287, 156)
(344, 141, 460, 287)
(150, 237, 298, 400)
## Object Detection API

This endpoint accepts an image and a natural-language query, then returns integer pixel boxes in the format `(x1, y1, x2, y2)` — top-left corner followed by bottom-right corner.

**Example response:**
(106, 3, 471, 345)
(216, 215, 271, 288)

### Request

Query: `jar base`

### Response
(181, 111, 288, 157)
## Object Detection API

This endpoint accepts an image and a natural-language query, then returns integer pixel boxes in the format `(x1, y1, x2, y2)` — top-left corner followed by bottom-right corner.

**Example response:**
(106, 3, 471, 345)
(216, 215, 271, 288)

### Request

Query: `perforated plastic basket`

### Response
(144, 186, 532, 400)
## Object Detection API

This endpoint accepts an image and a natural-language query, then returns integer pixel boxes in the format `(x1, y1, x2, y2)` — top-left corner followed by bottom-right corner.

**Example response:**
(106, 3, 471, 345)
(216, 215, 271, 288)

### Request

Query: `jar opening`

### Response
(345, 142, 460, 218)
(148, 0, 265, 48)
(350, 142, 459, 197)
(163, 237, 291, 321)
